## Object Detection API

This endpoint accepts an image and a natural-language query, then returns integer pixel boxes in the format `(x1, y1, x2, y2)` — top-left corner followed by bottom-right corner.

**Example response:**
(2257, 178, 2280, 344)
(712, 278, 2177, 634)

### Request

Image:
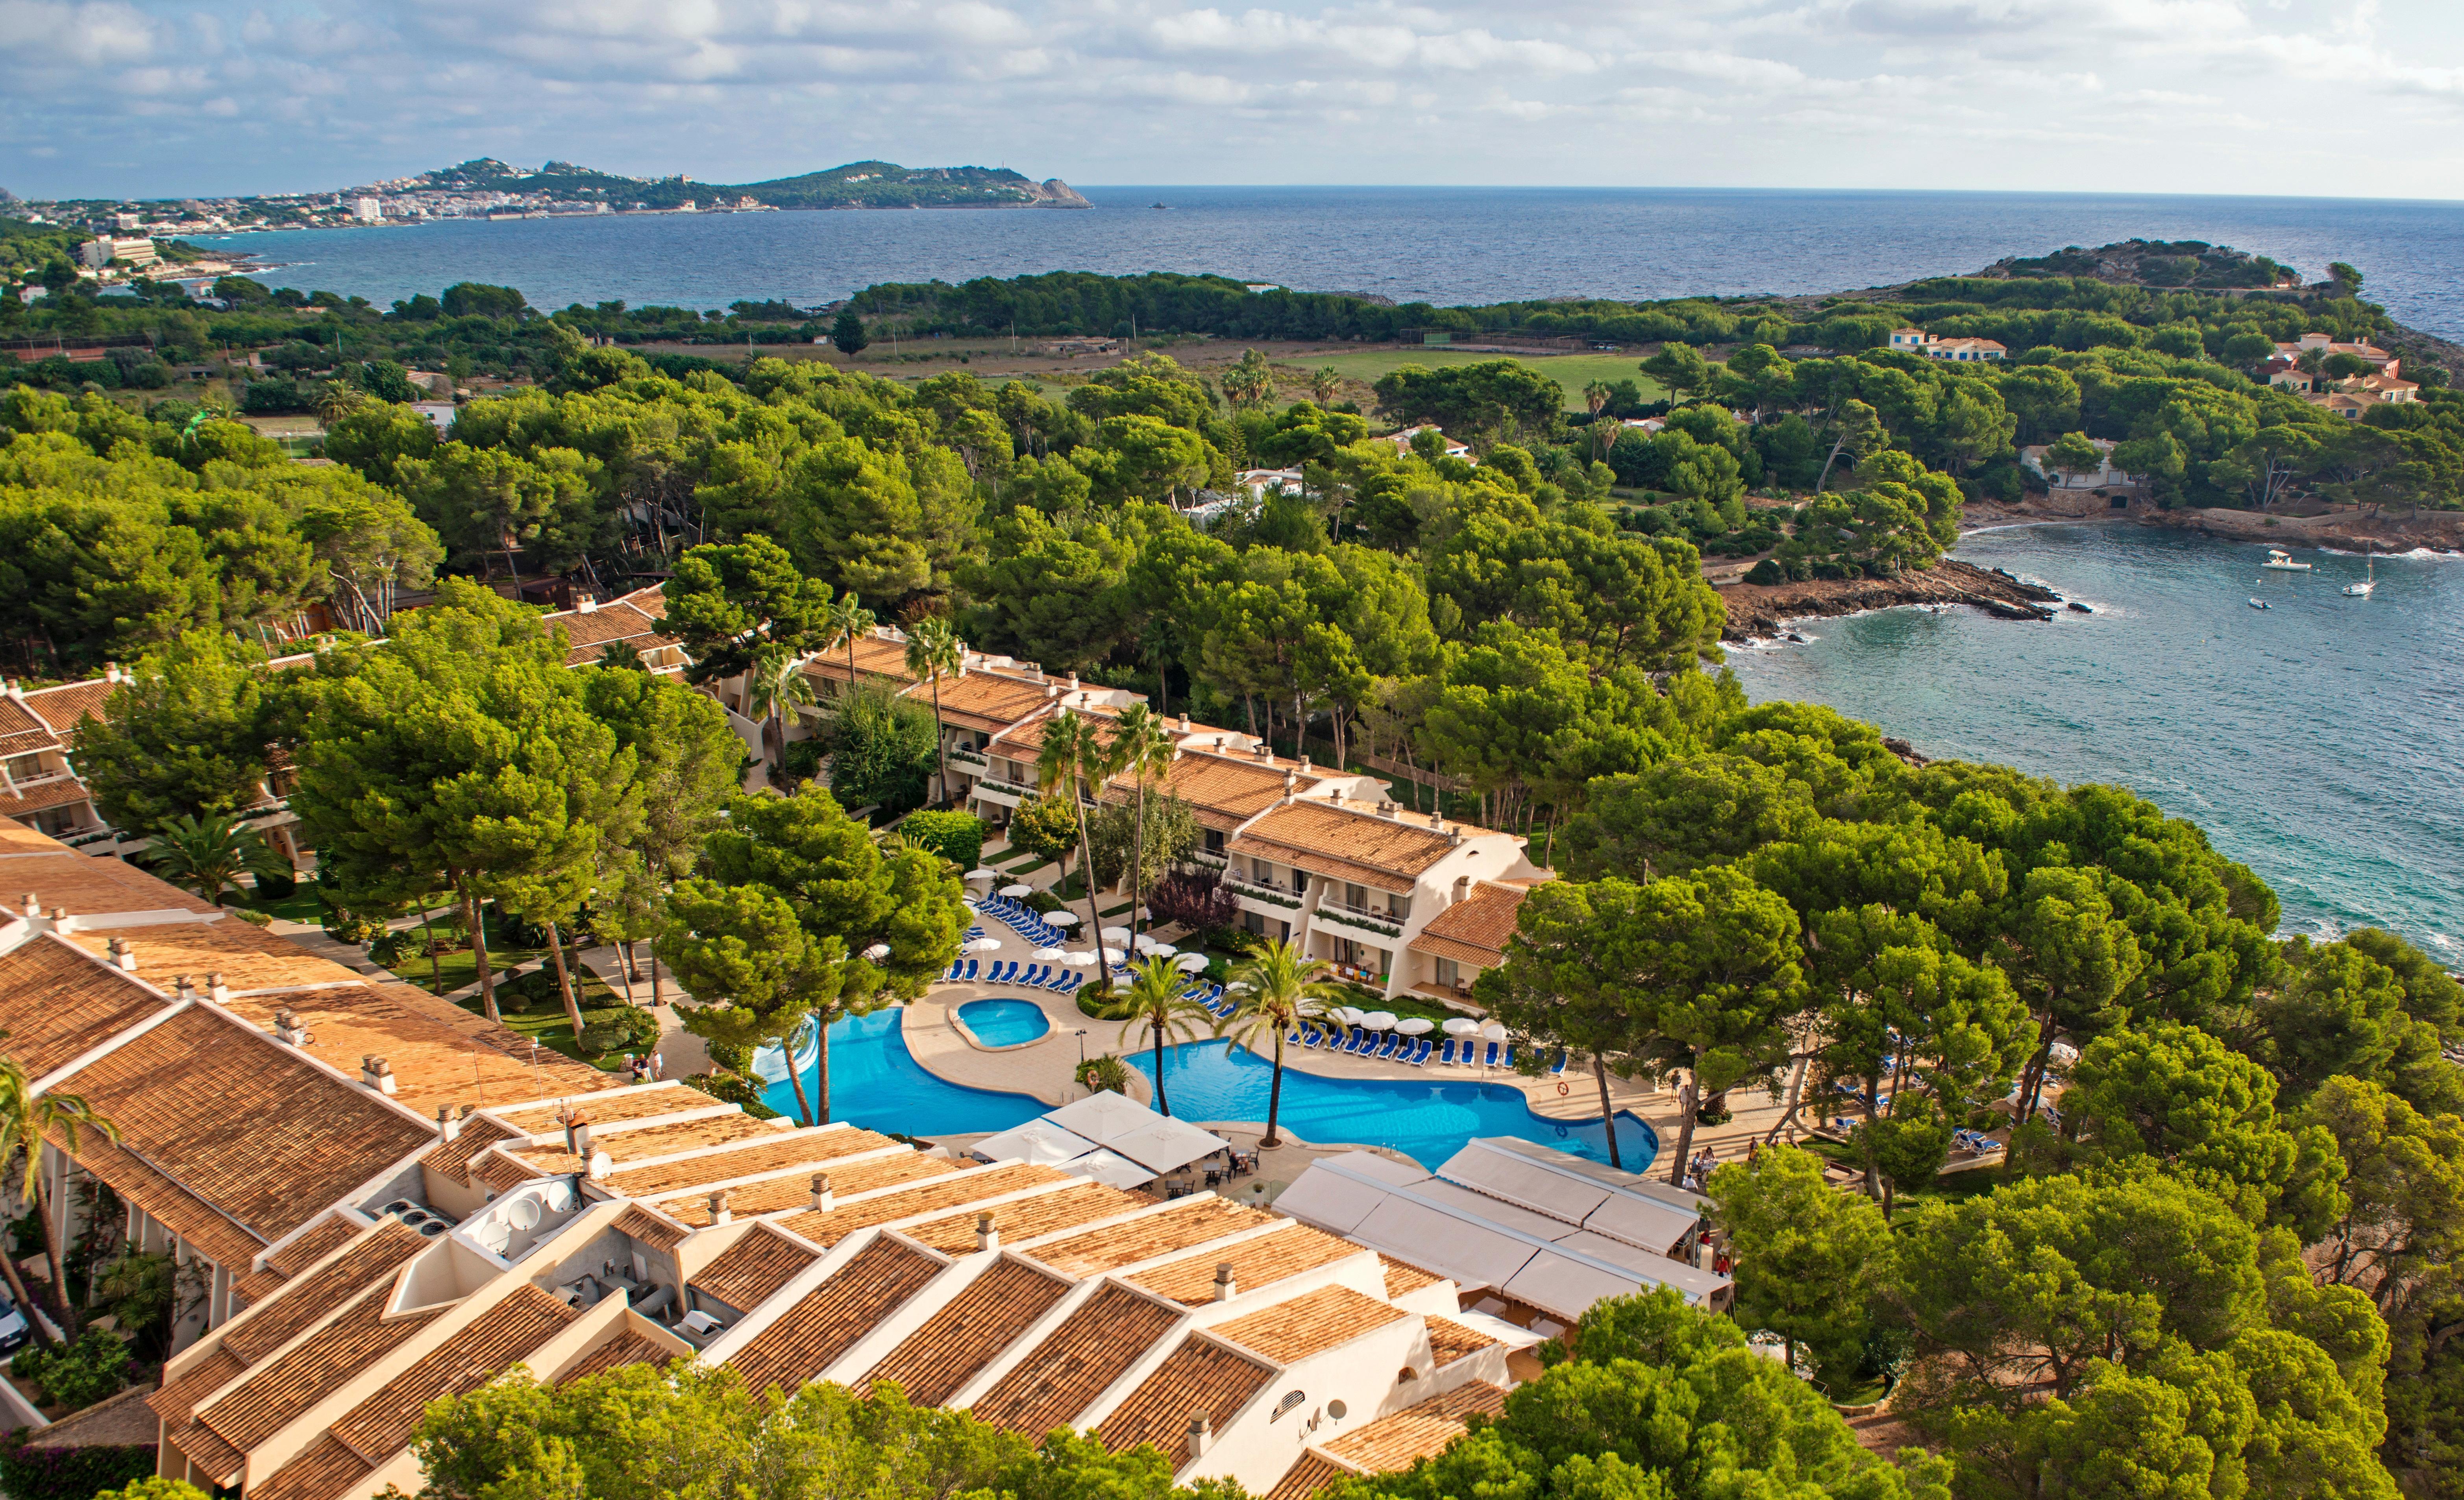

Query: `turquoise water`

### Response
(956, 999, 1052, 1047)
(1130, 1040, 1661, 1171)
(761, 1009, 1659, 1170)
(1728, 525, 2464, 960)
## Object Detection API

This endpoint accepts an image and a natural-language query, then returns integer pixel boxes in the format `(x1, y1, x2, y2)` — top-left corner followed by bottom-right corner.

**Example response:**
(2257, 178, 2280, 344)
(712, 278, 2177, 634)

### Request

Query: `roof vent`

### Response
(1213, 1261, 1237, 1301)
(1187, 1413, 1213, 1458)
(273, 1006, 312, 1046)
(18, 894, 35, 918)
(810, 1173, 834, 1213)
(108, 938, 136, 972)
(1429, 813, 1445, 830)
(207, 971, 229, 1003)
(1180, 713, 1192, 731)
(575, 594, 597, 614)
(708, 1189, 732, 1226)
(1380, 804, 1397, 819)
(1298, 756, 1312, 774)
(104, 661, 122, 684)
(360, 1055, 397, 1095)
(437, 1104, 462, 1142)
(976, 1211, 999, 1252)
(1067, 672, 1079, 691)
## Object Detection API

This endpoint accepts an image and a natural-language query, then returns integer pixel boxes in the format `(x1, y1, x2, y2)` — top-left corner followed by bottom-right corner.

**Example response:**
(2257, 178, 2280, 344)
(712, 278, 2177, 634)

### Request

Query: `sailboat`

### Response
(2262, 548, 2312, 571)
(2344, 556, 2376, 597)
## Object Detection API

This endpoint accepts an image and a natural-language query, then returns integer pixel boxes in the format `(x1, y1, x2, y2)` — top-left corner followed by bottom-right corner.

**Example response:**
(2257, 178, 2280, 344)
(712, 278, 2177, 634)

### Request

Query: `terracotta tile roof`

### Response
(613, 1204, 691, 1252)
(691, 1225, 820, 1313)
(1130, 1224, 1365, 1307)
(1230, 802, 1466, 892)
(211, 979, 619, 1116)
(511, 1111, 775, 1173)
(546, 598, 670, 655)
(223, 1222, 429, 1364)
(1214, 1285, 1407, 1364)
(1094, 1337, 1273, 1466)
(664, 1149, 956, 1225)
(1100, 751, 1330, 832)
(1027, 1199, 1273, 1279)
(66, 1132, 263, 1269)
(232, 1267, 289, 1306)
(67, 919, 355, 994)
(1381, 1258, 1445, 1299)
(196, 1289, 443, 1463)
(802, 634, 917, 689)
(166, 1420, 246, 1485)
(328, 1285, 577, 1458)
(470, 1150, 544, 1193)
(726, 1237, 942, 1397)
(0, 778, 93, 818)
(559, 1330, 672, 1384)
(1406, 883, 1528, 967)
(772, 1163, 1071, 1248)
(52, 1005, 437, 1244)
(1264, 1450, 1351, 1500)
(1320, 1382, 1507, 1472)
(0, 936, 168, 1075)
(489, 1086, 719, 1132)
(236, 1215, 365, 1304)
(911, 672, 1056, 735)
(149, 1347, 243, 1426)
(19, 678, 117, 733)
(0, 818, 62, 854)
(422, 1118, 520, 1184)
(1425, 1316, 1499, 1367)
(601, 1126, 899, 1197)
(0, 698, 57, 756)
(0, 848, 216, 915)
(249, 1433, 372, 1500)
(905, 1181, 1147, 1255)
(969, 1284, 1181, 1437)
(862, 1258, 1073, 1405)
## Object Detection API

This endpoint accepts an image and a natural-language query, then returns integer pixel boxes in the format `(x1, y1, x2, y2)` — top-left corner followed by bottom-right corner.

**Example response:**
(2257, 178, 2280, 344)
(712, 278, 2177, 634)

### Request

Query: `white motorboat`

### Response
(2344, 557, 2376, 597)
(2262, 549, 2312, 571)
(2248, 597, 2269, 610)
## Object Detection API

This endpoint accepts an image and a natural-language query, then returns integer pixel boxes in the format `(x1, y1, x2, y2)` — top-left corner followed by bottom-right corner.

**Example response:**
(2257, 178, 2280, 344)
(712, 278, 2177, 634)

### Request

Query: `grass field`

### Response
(1277, 349, 1667, 412)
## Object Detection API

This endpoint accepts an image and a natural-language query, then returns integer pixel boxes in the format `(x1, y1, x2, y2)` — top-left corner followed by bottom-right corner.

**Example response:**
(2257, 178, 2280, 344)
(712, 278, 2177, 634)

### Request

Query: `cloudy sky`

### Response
(4, 0, 2462, 200)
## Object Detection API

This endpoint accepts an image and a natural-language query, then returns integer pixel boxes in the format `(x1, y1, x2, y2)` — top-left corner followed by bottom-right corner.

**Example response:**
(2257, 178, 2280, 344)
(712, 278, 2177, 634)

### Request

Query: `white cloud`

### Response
(0, 0, 2460, 199)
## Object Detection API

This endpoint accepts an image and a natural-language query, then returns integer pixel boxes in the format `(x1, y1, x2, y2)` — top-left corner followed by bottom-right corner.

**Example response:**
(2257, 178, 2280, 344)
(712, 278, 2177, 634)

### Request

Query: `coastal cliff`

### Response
(1965, 491, 2464, 555)
(1716, 558, 2063, 641)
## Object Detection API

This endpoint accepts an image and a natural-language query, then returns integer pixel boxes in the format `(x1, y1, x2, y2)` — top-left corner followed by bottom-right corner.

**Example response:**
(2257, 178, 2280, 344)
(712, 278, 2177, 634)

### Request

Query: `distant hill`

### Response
(1977, 238, 2299, 290)
(414, 158, 1089, 211)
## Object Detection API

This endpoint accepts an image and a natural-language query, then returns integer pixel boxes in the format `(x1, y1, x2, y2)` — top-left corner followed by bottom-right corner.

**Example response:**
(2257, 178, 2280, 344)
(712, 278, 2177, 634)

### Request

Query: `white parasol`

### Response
(1395, 1018, 1435, 1035)
(1442, 1017, 1482, 1036)
(1044, 910, 1080, 926)
(1101, 926, 1131, 943)
(1479, 1020, 1508, 1041)
(1063, 951, 1097, 966)
(1173, 953, 1208, 973)
(1146, 942, 1178, 958)
(999, 883, 1034, 898)
(967, 937, 1003, 953)
(863, 942, 892, 961)
(1032, 946, 1067, 961)
(966, 867, 999, 881)
(1363, 1011, 1398, 1031)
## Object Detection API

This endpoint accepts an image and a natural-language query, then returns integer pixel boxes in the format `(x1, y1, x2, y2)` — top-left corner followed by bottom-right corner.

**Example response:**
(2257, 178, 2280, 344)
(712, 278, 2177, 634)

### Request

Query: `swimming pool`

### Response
(757, 1012, 1658, 1173)
(955, 999, 1052, 1048)
(1132, 1041, 1659, 1171)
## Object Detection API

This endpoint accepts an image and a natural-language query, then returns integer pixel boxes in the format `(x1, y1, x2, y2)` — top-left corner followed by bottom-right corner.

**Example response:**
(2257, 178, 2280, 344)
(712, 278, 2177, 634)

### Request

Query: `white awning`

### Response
(971, 1118, 1102, 1167)
(1102, 1116, 1232, 1175)
(1046, 1090, 1158, 1145)
(1061, 1149, 1159, 1190)
(1437, 1137, 1707, 1254)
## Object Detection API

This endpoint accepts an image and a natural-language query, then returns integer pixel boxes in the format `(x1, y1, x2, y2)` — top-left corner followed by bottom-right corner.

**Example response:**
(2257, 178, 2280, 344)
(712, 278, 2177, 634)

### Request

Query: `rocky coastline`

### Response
(1715, 558, 2064, 642)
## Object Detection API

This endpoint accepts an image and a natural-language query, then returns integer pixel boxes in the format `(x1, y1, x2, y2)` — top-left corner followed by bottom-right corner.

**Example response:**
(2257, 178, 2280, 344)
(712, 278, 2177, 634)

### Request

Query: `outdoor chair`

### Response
(1410, 1038, 1432, 1065)
(1437, 1038, 1458, 1065)
(1501, 1044, 1517, 1068)
(1482, 1041, 1500, 1068)
(1549, 1050, 1569, 1075)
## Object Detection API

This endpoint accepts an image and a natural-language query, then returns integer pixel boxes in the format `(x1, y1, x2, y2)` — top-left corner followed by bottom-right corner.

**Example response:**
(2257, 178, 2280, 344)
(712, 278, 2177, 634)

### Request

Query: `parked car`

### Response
(0, 1291, 30, 1354)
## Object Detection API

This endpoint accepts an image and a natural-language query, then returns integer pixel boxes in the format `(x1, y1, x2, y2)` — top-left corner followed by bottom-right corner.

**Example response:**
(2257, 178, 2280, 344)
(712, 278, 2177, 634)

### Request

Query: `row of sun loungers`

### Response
(973, 896, 1069, 949)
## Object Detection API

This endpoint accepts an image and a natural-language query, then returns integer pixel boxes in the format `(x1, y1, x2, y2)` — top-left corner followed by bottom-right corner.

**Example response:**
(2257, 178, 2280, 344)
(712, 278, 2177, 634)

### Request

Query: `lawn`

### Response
(457, 988, 642, 1071)
(244, 877, 330, 925)
(396, 944, 546, 996)
(1278, 347, 1668, 412)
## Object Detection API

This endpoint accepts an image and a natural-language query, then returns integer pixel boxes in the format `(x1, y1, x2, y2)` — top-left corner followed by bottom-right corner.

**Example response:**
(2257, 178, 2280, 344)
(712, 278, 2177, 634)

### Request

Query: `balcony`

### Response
(947, 748, 989, 772)
(1225, 875, 1303, 911)
(1315, 905, 1403, 941)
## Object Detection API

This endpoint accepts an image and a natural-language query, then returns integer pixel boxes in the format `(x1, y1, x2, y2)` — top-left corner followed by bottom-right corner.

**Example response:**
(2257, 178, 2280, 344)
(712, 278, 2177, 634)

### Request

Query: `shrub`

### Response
(1149, 868, 1239, 931)
(1744, 557, 1786, 585)
(0, 1435, 158, 1500)
(15, 1327, 133, 1409)
(579, 1006, 660, 1057)
(901, 810, 986, 873)
(1075, 1055, 1133, 1095)
(685, 1070, 782, 1119)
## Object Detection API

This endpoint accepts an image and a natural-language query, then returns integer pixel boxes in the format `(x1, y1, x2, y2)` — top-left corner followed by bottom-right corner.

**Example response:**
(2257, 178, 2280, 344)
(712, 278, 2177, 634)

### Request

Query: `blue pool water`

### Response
(956, 999, 1052, 1048)
(1131, 1041, 1660, 1171)
(760, 1010, 1659, 1173)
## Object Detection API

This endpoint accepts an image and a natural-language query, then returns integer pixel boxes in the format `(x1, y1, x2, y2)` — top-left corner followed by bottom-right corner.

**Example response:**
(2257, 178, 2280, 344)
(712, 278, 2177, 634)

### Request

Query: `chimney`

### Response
(18, 894, 35, 919)
(48, 907, 72, 935)
(1449, 829, 1463, 847)
(104, 661, 122, 683)
(1299, 756, 1312, 774)
(1213, 1261, 1237, 1301)
(809, 1173, 834, 1213)
(1046, 683, 1058, 698)
(1380, 803, 1397, 819)
(1429, 813, 1444, 830)
(571, 1121, 593, 1162)
(708, 1189, 732, 1226)
(1179, 713, 1192, 731)
(108, 938, 137, 972)
(1067, 672, 1079, 691)
(207, 971, 229, 1003)
(360, 1055, 398, 1095)
(1284, 771, 1297, 793)
(975, 1211, 999, 1252)
(437, 1104, 461, 1142)
(272, 1005, 309, 1045)
(2, 682, 20, 701)
(1186, 1413, 1213, 1458)
(575, 594, 597, 614)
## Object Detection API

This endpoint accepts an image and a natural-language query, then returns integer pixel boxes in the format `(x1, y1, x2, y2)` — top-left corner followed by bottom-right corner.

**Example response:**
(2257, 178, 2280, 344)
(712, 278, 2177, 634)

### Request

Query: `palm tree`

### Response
(142, 812, 292, 907)
(1220, 939, 1341, 1147)
(744, 644, 816, 774)
(902, 617, 964, 805)
(1035, 710, 1119, 997)
(1583, 381, 1615, 460)
(0, 1053, 117, 1341)
(1106, 704, 1175, 948)
(316, 382, 370, 427)
(822, 593, 877, 702)
(1099, 955, 1222, 1117)
(1310, 368, 1341, 405)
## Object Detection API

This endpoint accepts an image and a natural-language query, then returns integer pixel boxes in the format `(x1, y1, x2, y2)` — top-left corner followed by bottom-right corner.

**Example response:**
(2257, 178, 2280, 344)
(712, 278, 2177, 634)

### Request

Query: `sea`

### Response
(1728, 527, 2464, 959)
(196, 187, 2464, 956)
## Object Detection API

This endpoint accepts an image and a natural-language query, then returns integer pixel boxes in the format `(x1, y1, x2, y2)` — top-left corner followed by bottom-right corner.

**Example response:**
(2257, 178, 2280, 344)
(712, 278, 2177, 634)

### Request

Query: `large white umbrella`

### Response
(863, 942, 892, 961)
(1064, 950, 1097, 966)
(1226, 980, 1253, 992)
(1132, 933, 1161, 952)
(1395, 1018, 1435, 1035)
(1032, 946, 1067, 961)
(999, 883, 1034, 898)
(1363, 1011, 1397, 1031)
(1442, 1017, 1481, 1036)
(1173, 953, 1208, 973)
(967, 936, 1004, 952)
(966, 867, 999, 881)
(1101, 926, 1131, 943)
(1336, 1006, 1365, 1025)
(1045, 911, 1080, 926)
(1146, 942, 1178, 958)
(1479, 1020, 1509, 1041)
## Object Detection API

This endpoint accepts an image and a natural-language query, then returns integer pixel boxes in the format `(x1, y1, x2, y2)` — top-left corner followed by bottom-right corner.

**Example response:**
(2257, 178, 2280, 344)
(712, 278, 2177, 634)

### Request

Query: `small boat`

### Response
(2067, 600, 2093, 614)
(2344, 557, 2376, 597)
(2248, 597, 2269, 610)
(1151, 202, 1168, 210)
(2262, 549, 2312, 571)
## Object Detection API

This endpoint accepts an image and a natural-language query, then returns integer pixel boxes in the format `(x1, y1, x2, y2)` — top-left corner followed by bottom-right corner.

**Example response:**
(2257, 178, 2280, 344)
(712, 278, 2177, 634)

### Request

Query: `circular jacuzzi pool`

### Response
(956, 998, 1052, 1048)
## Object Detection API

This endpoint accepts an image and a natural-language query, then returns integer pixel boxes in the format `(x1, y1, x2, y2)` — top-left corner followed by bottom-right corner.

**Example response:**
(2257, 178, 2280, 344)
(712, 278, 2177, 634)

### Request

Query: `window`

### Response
(2, 754, 45, 783)
(1435, 958, 1460, 988)
(1203, 829, 1225, 854)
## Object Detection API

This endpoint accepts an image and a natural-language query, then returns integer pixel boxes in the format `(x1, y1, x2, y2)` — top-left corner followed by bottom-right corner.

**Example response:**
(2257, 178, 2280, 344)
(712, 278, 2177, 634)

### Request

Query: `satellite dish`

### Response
(1327, 1399, 1348, 1420)
(507, 1197, 542, 1231)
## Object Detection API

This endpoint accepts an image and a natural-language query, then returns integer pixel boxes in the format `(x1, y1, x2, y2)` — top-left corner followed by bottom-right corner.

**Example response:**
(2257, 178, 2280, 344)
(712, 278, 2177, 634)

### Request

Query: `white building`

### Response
(354, 197, 383, 222)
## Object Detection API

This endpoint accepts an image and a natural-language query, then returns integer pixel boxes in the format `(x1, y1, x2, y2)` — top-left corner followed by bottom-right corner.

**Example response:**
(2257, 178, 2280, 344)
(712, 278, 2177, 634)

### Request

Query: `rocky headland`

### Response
(1717, 558, 2063, 642)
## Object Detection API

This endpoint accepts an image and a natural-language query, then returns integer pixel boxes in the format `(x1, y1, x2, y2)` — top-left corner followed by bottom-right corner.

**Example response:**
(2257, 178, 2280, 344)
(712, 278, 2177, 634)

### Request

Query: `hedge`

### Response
(0, 1434, 156, 1500)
